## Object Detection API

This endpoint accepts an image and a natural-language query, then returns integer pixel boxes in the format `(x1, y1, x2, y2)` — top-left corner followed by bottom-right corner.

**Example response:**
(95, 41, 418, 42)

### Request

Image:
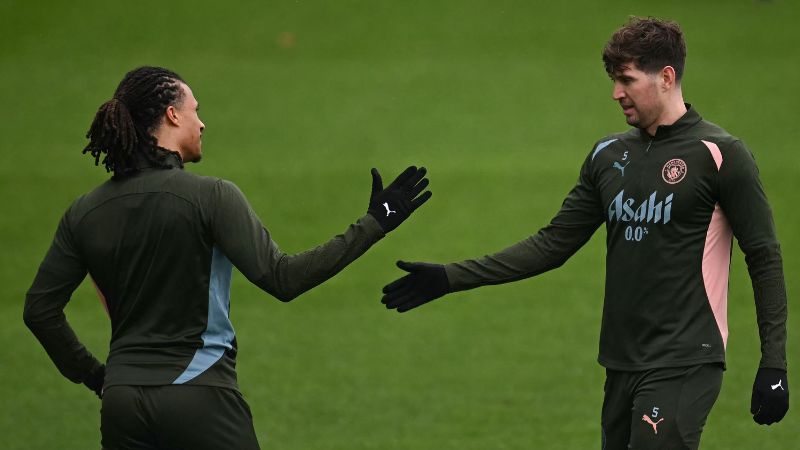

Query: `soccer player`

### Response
(23, 66, 431, 450)
(381, 17, 788, 449)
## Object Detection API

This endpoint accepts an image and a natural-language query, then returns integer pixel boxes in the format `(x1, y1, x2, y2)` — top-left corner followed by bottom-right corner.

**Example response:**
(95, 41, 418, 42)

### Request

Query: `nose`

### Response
(612, 82, 625, 101)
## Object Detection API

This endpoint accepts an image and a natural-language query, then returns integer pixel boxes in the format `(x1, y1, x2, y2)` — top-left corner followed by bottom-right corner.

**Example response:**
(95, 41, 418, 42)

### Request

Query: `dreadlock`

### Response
(83, 66, 185, 177)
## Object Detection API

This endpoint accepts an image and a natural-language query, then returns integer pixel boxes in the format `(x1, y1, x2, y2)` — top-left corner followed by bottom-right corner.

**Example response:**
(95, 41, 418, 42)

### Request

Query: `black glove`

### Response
(382, 261, 450, 312)
(368, 166, 432, 233)
(751, 368, 789, 425)
(83, 364, 105, 399)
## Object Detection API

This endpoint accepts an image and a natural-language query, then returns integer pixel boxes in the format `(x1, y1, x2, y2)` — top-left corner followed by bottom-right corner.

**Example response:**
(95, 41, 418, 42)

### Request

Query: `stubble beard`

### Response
(626, 108, 655, 132)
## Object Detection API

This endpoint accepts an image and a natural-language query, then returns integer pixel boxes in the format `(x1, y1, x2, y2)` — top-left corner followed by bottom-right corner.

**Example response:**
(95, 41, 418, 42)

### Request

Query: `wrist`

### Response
(82, 363, 105, 398)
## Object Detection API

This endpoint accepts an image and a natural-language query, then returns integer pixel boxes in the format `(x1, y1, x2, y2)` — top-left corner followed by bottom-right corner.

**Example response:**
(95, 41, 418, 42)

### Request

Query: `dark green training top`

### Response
(444, 106, 787, 371)
(24, 153, 385, 390)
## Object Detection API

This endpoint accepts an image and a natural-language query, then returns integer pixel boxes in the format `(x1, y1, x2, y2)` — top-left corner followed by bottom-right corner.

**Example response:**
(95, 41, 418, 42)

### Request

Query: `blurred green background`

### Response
(1, 0, 797, 448)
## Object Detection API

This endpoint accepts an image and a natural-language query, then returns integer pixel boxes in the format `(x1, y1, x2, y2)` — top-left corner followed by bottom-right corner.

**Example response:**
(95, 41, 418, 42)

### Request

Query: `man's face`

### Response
(610, 63, 664, 131)
(174, 83, 205, 163)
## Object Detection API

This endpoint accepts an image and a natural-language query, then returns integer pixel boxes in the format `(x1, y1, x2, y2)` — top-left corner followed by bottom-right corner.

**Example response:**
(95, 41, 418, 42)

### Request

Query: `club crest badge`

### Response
(662, 159, 687, 184)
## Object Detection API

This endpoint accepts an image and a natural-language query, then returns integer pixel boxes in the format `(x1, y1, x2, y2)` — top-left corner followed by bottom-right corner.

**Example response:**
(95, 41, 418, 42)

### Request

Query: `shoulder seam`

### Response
(591, 138, 619, 161)
(74, 191, 200, 229)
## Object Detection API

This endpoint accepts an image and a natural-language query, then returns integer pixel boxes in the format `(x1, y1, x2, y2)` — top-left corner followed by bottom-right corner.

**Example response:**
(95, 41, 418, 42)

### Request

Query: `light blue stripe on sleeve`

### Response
(173, 247, 235, 384)
(591, 139, 618, 160)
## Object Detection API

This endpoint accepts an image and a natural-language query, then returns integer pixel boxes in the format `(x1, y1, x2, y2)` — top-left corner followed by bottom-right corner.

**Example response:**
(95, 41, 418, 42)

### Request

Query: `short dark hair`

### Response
(602, 17, 686, 81)
(83, 66, 186, 178)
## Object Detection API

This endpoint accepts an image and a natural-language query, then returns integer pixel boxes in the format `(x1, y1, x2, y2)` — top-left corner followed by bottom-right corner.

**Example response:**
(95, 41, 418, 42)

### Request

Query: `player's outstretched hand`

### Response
(367, 166, 432, 233)
(382, 261, 449, 312)
(83, 364, 105, 399)
(751, 368, 789, 425)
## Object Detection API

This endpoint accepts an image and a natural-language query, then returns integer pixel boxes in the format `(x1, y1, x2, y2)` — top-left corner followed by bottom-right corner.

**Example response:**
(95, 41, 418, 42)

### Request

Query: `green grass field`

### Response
(1, 1, 798, 448)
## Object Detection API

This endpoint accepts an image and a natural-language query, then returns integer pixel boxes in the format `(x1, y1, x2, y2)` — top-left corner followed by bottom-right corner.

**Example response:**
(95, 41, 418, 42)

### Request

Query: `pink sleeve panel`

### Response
(702, 204, 733, 348)
(701, 140, 732, 348)
(702, 140, 723, 170)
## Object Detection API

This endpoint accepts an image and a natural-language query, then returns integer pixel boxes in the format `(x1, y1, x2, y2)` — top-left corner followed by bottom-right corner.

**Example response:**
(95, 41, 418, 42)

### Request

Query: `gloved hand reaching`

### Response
(382, 261, 450, 312)
(367, 166, 431, 233)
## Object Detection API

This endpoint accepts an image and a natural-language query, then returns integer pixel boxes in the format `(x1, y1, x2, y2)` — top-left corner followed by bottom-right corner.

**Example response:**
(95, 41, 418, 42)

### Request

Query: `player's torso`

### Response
(592, 132, 720, 251)
(75, 168, 239, 387)
(590, 124, 731, 370)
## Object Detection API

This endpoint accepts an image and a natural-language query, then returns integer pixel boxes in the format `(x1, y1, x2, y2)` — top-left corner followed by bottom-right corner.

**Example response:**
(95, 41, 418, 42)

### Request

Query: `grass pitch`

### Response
(1, 1, 798, 448)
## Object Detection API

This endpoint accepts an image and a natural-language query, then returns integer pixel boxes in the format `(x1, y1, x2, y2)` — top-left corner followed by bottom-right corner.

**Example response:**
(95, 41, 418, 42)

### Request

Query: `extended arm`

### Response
(213, 167, 431, 301)
(383, 155, 603, 312)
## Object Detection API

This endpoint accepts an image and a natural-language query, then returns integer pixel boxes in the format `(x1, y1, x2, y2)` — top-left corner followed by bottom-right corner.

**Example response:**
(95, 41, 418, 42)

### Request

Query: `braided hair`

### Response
(83, 66, 185, 177)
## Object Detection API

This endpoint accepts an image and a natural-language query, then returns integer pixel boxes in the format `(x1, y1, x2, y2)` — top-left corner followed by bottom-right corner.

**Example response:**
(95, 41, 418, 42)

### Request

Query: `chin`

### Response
(187, 145, 203, 163)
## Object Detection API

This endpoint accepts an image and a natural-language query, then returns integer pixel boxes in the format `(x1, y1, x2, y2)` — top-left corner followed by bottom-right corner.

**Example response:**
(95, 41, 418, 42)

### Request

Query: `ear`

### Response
(164, 105, 180, 127)
(660, 66, 677, 91)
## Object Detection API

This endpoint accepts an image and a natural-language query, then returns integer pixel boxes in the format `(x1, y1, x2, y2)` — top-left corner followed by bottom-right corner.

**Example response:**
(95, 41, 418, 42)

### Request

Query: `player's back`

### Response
(67, 160, 238, 388)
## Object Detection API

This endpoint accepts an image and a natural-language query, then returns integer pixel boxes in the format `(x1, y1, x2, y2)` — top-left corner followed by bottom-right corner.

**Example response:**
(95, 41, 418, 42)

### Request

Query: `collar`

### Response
(133, 147, 185, 170)
(160, 148, 184, 168)
(639, 103, 702, 141)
